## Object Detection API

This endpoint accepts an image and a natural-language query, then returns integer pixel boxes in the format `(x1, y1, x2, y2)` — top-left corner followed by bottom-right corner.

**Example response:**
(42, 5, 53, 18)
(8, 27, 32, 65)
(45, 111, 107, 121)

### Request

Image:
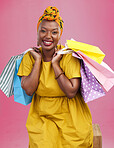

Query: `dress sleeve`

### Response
(61, 53, 81, 79)
(17, 51, 35, 76)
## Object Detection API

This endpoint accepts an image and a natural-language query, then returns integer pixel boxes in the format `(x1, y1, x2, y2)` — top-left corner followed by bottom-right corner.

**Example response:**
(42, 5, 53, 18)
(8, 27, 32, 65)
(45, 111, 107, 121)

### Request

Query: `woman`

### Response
(17, 6, 93, 148)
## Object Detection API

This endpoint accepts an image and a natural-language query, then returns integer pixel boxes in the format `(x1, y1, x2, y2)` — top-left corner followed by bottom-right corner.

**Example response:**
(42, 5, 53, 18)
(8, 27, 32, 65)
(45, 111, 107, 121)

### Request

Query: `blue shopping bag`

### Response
(13, 57, 32, 105)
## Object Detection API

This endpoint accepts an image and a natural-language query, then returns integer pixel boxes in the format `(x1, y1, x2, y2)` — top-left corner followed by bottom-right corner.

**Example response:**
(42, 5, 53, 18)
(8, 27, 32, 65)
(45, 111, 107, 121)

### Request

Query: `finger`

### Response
(31, 47, 39, 50)
(53, 51, 57, 56)
(32, 48, 41, 53)
(34, 49, 40, 53)
(57, 54, 63, 59)
(55, 48, 58, 52)
(53, 53, 56, 58)
(30, 50, 37, 55)
(30, 47, 36, 49)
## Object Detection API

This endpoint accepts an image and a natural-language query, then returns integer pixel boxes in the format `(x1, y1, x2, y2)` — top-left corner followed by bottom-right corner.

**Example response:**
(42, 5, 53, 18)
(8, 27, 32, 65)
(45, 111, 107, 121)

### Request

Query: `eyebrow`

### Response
(41, 27, 59, 30)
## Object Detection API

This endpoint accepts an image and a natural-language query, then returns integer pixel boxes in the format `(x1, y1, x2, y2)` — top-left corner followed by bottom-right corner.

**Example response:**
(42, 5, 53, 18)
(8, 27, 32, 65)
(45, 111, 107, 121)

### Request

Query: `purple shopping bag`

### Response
(73, 52, 105, 103)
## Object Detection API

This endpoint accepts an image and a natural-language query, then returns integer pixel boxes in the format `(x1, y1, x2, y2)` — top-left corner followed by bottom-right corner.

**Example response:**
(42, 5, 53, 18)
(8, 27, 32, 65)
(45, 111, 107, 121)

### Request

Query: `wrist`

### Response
(55, 72, 65, 79)
(35, 58, 42, 64)
(52, 61, 59, 67)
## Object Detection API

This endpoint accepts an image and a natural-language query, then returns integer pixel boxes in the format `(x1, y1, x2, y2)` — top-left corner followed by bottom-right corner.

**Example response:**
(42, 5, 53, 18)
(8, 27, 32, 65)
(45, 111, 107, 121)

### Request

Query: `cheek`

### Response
(37, 34, 42, 45)
(37, 34, 42, 42)
(55, 36, 60, 43)
(53, 34, 60, 42)
(39, 33, 46, 41)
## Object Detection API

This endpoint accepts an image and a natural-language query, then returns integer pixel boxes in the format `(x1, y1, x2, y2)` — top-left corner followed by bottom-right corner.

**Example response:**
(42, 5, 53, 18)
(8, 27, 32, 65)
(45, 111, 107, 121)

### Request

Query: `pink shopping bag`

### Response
(73, 51, 114, 92)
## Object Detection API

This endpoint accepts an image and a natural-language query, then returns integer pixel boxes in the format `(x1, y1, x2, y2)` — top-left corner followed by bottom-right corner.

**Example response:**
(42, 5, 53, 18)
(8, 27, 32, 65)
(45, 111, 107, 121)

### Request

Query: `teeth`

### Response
(44, 41, 52, 45)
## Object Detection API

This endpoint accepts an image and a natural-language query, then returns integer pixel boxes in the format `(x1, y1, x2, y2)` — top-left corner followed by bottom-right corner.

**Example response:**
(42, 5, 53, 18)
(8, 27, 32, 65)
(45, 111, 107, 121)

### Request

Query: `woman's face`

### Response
(37, 20, 61, 51)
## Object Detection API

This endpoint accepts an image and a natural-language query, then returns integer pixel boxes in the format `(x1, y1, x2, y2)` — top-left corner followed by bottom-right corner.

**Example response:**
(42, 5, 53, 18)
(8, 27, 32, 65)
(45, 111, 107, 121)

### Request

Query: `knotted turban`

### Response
(37, 6, 64, 36)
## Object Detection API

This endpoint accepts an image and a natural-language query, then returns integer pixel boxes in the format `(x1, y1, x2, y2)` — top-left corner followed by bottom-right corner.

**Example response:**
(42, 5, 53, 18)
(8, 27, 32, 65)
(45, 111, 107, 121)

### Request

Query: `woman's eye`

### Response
(41, 30, 46, 33)
(52, 31, 58, 35)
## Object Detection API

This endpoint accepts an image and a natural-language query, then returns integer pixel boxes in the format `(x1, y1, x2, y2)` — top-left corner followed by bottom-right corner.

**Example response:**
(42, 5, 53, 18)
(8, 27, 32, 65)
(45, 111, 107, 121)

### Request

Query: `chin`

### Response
(42, 44, 56, 51)
(44, 47, 55, 51)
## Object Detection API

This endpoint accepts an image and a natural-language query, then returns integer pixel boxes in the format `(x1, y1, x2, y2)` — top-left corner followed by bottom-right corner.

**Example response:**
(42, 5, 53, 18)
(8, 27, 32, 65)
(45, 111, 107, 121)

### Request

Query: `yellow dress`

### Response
(17, 49, 93, 148)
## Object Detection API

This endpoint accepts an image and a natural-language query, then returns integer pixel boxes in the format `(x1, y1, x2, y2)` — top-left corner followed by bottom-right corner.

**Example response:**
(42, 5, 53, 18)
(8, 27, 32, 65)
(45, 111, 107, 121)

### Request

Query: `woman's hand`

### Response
(30, 47, 42, 61)
(21, 47, 42, 96)
(52, 51, 63, 65)
(52, 52, 80, 99)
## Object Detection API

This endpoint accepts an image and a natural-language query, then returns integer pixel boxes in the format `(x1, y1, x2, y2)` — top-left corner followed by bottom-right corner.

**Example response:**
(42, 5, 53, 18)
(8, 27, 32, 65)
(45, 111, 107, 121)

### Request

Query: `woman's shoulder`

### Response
(62, 53, 72, 61)
(60, 51, 81, 79)
(57, 45, 73, 62)
(62, 52, 80, 64)
(22, 51, 35, 64)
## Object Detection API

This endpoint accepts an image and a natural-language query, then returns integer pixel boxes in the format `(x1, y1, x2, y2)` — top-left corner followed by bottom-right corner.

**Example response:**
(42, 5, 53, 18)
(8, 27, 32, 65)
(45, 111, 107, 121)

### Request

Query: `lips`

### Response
(43, 40, 53, 46)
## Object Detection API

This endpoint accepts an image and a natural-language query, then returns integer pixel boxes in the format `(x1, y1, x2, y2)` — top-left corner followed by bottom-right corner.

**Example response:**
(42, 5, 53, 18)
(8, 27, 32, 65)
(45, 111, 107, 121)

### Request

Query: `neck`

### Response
(42, 48, 55, 62)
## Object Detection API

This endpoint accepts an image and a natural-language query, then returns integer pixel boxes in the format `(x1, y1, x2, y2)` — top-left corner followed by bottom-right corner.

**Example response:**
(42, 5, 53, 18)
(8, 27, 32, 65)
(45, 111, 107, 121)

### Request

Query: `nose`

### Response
(46, 31, 51, 39)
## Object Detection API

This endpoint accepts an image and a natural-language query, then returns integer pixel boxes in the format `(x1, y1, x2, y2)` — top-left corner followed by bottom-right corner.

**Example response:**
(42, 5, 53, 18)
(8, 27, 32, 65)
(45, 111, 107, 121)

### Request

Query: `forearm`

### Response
(52, 63, 80, 98)
(21, 59, 41, 96)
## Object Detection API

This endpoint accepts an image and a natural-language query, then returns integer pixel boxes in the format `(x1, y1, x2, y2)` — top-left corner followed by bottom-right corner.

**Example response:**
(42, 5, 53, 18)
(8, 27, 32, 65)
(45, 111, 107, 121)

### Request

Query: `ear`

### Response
(37, 31, 40, 46)
(58, 36, 61, 42)
(37, 39, 40, 46)
(58, 38, 62, 50)
(37, 38, 40, 46)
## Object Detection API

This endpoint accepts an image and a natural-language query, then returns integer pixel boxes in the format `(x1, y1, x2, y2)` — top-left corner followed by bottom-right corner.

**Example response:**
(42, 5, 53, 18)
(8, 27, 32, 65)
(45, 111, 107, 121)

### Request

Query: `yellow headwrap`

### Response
(37, 6, 64, 36)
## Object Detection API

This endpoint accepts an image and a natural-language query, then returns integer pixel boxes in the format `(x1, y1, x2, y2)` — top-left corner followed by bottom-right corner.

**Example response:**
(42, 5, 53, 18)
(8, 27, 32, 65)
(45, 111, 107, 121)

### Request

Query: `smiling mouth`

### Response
(43, 40, 53, 46)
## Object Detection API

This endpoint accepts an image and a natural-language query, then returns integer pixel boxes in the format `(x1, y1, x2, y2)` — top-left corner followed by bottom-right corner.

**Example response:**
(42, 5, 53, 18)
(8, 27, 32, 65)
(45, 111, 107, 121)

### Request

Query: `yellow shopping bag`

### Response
(67, 40, 105, 64)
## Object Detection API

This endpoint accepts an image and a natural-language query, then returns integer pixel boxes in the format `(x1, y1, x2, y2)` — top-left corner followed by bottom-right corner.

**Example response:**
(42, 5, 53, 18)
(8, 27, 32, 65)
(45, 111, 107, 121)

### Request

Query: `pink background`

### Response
(0, 0, 114, 147)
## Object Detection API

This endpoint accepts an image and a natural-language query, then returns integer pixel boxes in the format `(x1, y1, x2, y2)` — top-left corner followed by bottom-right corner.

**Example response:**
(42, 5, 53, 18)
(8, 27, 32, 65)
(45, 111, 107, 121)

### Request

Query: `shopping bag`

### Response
(0, 48, 33, 97)
(73, 51, 114, 92)
(66, 39, 105, 64)
(58, 49, 105, 102)
(13, 57, 32, 105)
(0, 54, 23, 97)
(72, 53, 105, 103)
